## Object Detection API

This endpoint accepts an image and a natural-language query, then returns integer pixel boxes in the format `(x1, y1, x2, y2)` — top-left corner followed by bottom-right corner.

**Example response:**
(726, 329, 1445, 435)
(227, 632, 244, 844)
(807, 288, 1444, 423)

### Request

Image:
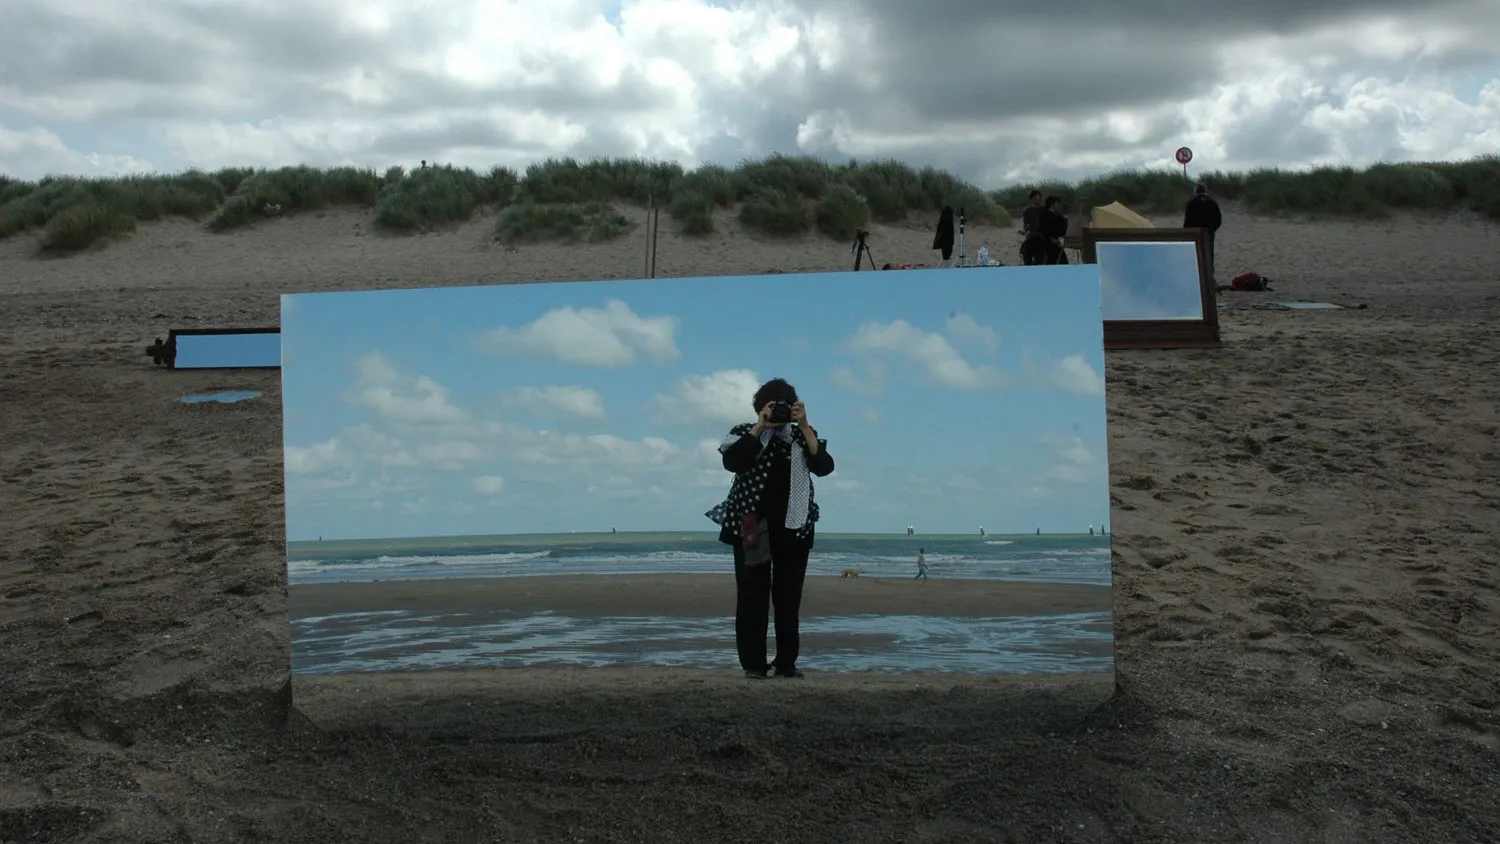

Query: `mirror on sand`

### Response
(160, 328, 281, 370)
(1081, 227, 1220, 350)
(281, 266, 1114, 692)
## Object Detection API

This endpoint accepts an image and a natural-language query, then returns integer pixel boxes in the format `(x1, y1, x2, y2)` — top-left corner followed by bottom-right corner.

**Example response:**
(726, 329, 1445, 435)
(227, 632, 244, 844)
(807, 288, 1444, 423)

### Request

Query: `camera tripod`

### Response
(852, 229, 876, 271)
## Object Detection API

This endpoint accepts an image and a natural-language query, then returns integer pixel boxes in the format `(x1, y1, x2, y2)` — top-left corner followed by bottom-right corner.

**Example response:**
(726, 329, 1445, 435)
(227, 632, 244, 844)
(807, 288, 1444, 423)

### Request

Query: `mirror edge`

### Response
(1080, 227, 1221, 350)
(164, 326, 283, 371)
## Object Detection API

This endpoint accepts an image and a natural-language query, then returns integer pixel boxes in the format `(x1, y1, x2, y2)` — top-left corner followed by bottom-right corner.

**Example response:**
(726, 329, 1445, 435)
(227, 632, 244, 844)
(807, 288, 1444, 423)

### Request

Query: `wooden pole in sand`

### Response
(650, 205, 660, 278)
(644, 195, 654, 278)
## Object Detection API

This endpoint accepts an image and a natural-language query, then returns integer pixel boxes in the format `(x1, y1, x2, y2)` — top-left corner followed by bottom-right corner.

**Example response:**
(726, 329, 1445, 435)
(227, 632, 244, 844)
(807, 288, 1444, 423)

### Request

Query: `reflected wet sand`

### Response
(292, 609, 1114, 675)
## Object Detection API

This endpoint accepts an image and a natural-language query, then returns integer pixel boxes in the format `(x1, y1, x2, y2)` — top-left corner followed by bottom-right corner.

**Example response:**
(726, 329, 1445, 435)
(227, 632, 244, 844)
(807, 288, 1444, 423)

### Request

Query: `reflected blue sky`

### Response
(178, 391, 264, 404)
(280, 267, 1109, 539)
(174, 332, 280, 368)
(1096, 241, 1203, 321)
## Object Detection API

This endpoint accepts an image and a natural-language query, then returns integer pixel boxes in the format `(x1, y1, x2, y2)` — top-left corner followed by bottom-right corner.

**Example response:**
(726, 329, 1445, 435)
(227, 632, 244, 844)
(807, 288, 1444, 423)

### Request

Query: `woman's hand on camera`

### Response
(791, 401, 809, 426)
(751, 402, 775, 435)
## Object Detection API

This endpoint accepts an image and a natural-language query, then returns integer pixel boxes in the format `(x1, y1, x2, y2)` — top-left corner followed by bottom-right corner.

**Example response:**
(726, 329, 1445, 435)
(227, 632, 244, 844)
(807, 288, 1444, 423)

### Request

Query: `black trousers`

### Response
(732, 525, 811, 673)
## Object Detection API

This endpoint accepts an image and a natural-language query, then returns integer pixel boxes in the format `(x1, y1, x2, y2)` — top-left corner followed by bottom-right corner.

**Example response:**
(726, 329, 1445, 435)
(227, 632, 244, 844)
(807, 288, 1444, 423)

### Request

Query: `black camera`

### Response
(768, 401, 792, 424)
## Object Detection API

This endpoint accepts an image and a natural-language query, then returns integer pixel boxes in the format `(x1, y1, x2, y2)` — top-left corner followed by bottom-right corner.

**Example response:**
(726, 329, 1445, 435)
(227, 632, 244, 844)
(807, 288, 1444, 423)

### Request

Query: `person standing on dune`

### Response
(1183, 184, 1223, 279)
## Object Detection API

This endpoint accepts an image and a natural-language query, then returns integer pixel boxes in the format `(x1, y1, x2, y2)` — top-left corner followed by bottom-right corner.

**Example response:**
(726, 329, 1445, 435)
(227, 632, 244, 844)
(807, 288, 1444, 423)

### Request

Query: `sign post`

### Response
(1175, 146, 1193, 178)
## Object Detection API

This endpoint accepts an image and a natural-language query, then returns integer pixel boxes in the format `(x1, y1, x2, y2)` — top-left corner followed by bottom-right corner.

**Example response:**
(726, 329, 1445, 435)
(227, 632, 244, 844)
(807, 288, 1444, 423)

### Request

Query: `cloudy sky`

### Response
(2, 0, 1496, 185)
(280, 266, 1109, 541)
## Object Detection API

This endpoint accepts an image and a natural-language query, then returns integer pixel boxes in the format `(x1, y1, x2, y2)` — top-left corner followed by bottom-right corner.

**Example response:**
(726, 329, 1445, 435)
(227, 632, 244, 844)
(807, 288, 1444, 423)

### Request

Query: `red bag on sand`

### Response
(1230, 271, 1271, 291)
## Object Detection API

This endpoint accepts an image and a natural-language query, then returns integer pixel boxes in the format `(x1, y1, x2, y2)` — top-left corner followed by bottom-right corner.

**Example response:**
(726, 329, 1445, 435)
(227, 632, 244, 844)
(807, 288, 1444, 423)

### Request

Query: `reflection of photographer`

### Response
(704, 378, 836, 679)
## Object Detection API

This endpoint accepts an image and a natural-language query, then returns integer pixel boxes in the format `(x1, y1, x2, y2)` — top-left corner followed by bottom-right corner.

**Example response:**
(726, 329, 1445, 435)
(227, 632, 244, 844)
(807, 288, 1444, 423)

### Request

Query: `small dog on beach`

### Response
(840, 568, 863, 578)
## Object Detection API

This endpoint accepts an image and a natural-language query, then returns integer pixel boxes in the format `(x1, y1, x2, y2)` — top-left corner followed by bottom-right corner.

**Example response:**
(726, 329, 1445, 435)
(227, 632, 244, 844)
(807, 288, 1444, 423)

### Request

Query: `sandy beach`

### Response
(287, 573, 1114, 618)
(2, 204, 1499, 842)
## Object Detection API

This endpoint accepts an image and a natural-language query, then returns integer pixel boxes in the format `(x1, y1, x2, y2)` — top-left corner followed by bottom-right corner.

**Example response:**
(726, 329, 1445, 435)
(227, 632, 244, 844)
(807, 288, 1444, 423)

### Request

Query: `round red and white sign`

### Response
(1174, 147, 1194, 165)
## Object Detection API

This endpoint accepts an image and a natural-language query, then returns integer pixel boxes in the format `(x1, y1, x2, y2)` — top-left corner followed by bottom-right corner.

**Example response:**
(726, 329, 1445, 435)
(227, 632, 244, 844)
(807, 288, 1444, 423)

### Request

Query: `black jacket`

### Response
(715, 424, 835, 545)
(1183, 195, 1222, 231)
(1021, 205, 1044, 237)
(933, 206, 955, 259)
(1039, 209, 1069, 239)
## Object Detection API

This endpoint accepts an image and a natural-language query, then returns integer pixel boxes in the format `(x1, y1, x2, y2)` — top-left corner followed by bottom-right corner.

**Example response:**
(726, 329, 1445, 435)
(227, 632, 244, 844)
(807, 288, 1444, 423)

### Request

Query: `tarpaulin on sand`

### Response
(1090, 202, 1153, 229)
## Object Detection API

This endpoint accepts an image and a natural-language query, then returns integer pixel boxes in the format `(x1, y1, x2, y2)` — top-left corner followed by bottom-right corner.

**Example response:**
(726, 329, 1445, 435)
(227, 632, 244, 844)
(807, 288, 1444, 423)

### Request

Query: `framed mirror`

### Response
(1080, 227, 1220, 350)
(150, 327, 282, 370)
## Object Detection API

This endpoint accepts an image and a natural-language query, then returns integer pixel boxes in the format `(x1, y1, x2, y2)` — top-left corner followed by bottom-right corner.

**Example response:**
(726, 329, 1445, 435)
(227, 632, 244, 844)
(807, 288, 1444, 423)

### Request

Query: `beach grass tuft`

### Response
(493, 200, 634, 245)
(374, 164, 519, 233)
(2, 154, 1497, 254)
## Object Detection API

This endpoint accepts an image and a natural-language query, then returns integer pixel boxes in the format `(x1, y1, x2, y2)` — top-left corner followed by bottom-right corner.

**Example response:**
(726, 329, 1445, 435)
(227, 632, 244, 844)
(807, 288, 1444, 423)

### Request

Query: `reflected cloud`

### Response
(1096, 241, 1204, 321)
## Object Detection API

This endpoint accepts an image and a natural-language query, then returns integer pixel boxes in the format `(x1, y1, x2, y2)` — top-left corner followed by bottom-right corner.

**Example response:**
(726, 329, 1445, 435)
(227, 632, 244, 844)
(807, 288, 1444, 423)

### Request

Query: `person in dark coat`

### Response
(1039, 195, 1070, 264)
(1019, 190, 1046, 265)
(1183, 184, 1223, 278)
(705, 378, 835, 679)
(933, 205, 955, 262)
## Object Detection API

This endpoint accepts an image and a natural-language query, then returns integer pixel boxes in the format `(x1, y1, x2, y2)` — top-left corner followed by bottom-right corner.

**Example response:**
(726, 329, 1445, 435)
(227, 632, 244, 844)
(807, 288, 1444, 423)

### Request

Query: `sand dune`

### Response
(1, 204, 1499, 842)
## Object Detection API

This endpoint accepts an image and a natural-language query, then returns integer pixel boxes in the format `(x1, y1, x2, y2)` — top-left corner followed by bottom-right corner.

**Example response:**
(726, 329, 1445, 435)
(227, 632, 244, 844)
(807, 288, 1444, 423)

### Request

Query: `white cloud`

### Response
(1036, 432, 1104, 485)
(1037, 433, 1096, 467)
(351, 351, 467, 425)
(509, 430, 681, 470)
(0, 124, 151, 180)
(690, 437, 729, 487)
(501, 385, 607, 420)
(651, 368, 760, 425)
(945, 314, 1001, 356)
(846, 319, 1003, 390)
(472, 475, 506, 495)
(476, 300, 680, 368)
(284, 437, 346, 475)
(858, 408, 882, 425)
(1027, 353, 1106, 396)
(4, 2, 1496, 190)
(417, 439, 484, 470)
(697, 438, 723, 461)
(830, 364, 884, 398)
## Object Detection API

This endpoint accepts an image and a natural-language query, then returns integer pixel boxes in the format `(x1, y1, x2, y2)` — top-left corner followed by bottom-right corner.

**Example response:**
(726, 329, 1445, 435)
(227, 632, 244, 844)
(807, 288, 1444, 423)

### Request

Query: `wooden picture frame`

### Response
(1079, 227, 1220, 350)
(150, 327, 282, 370)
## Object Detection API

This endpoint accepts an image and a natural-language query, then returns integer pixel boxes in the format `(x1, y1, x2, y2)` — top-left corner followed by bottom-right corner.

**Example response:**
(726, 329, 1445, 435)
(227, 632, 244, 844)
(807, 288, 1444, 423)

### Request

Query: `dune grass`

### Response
(2, 154, 1497, 254)
(374, 164, 519, 233)
(203, 165, 384, 232)
(493, 200, 633, 245)
(0, 169, 248, 253)
(993, 156, 1500, 221)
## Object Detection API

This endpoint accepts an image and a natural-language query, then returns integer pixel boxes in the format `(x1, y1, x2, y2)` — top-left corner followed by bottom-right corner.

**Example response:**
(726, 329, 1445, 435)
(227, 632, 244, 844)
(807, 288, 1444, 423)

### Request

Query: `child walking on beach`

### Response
(915, 549, 929, 581)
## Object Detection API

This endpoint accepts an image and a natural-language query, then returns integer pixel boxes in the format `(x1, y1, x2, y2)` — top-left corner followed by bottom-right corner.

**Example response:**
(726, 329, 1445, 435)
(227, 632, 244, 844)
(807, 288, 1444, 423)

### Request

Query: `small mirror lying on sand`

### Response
(1081, 227, 1220, 350)
(281, 266, 1114, 702)
(157, 328, 281, 370)
(178, 391, 263, 404)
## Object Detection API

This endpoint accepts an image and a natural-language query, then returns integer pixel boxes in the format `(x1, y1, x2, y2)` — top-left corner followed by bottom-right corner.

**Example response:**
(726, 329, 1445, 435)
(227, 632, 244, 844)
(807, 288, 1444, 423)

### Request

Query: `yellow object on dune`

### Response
(1090, 202, 1153, 229)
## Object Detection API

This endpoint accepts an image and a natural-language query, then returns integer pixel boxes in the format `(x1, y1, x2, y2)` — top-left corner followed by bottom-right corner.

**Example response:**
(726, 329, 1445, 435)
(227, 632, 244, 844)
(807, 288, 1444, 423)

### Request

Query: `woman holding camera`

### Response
(705, 377, 835, 679)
